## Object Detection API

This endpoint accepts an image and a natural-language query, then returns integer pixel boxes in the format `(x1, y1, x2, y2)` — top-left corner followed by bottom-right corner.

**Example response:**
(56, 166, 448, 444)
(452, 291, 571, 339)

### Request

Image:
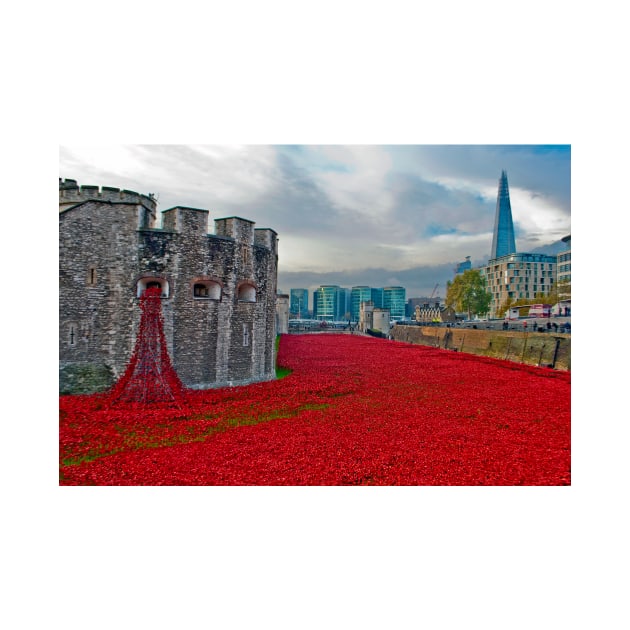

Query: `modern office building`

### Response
(455, 256, 472, 274)
(313, 285, 342, 321)
(337, 287, 351, 320)
(383, 286, 406, 320)
(310, 284, 410, 321)
(371, 287, 384, 308)
(289, 288, 309, 317)
(351, 286, 372, 321)
(557, 234, 571, 300)
(480, 253, 557, 318)
(491, 170, 517, 259)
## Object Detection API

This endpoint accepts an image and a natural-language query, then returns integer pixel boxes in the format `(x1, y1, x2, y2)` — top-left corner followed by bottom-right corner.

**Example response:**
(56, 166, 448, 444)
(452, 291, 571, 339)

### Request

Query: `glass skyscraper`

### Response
(289, 288, 309, 317)
(314, 285, 340, 321)
(491, 170, 517, 259)
(337, 287, 351, 320)
(383, 286, 406, 320)
(455, 256, 472, 274)
(371, 287, 384, 308)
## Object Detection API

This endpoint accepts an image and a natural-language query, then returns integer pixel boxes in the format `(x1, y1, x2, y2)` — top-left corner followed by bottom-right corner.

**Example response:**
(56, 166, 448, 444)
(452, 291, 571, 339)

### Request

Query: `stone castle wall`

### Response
(59, 179, 278, 394)
(391, 325, 571, 371)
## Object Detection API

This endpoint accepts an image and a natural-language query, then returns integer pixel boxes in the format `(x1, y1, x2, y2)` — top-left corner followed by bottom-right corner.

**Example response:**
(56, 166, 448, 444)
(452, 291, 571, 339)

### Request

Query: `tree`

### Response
(446, 269, 492, 320)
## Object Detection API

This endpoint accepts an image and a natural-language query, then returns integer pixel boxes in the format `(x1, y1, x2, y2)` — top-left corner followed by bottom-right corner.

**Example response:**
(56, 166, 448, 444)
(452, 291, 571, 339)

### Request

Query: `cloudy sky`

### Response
(59, 145, 570, 301)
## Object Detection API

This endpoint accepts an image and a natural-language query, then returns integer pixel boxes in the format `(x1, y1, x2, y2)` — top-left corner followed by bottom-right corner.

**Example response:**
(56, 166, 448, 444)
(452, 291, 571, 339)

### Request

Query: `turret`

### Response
(214, 216, 255, 244)
(59, 179, 158, 228)
(161, 206, 209, 233)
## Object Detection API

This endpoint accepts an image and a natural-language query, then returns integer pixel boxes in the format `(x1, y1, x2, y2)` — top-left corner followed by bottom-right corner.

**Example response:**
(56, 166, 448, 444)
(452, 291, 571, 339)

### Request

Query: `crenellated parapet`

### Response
(59, 178, 158, 214)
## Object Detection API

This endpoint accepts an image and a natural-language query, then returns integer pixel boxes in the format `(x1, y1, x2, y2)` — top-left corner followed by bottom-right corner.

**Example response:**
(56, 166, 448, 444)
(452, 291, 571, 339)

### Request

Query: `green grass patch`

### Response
(61, 402, 329, 468)
(275, 366, 292, 379)
(275, 335, 292, 379)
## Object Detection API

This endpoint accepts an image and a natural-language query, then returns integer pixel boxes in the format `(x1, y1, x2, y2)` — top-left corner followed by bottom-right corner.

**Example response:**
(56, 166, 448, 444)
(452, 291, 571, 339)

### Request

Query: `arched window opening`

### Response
(194, 283, 208, 297)
(137, 277, 170, 298)
(238, 283, 256, 302)
(193, 281, 221, 300)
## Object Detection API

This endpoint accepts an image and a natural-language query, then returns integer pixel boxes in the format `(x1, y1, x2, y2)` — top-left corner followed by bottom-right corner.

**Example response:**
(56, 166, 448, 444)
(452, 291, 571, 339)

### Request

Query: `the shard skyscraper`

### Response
(490, 170, 516, 259)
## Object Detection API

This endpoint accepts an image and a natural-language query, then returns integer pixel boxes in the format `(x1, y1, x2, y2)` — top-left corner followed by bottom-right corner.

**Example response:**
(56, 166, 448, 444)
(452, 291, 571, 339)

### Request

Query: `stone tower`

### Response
(59, 179, 278, 394)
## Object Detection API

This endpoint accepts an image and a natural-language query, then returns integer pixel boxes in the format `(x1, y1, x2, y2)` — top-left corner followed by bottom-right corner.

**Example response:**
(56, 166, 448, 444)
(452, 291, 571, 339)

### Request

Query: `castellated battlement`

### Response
(159, 209, 277, 252)
(59, 179, 277, 253)
(59, 178, 157, 213)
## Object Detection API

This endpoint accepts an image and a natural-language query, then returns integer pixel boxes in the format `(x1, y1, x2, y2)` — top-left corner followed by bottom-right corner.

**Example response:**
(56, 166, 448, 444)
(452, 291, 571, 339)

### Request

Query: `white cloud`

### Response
(509, 187, 570, 244)
(61, 145, 279, 210)
(307, 145, 395, 221)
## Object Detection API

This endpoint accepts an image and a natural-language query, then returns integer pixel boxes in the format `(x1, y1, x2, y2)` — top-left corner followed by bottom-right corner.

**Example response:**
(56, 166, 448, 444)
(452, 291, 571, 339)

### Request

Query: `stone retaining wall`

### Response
(391, 325, 570, 371)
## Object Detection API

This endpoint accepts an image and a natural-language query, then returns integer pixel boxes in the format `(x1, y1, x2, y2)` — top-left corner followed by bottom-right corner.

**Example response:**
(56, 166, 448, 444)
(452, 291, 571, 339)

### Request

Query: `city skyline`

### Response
(59, 145, 570, 297)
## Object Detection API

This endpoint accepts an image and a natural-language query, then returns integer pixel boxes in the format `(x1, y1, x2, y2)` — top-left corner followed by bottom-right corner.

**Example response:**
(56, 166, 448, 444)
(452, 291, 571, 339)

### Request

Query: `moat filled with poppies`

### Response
(59, 334, 570, 485)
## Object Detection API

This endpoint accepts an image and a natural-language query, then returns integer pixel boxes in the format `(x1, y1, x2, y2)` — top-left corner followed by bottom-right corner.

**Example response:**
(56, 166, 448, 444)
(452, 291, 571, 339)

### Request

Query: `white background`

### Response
(3, 1, 628, 628)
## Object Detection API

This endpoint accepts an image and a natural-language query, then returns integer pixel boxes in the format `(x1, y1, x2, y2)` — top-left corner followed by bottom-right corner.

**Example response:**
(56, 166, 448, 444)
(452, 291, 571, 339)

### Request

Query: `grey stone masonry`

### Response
(59, 179, 279, 394)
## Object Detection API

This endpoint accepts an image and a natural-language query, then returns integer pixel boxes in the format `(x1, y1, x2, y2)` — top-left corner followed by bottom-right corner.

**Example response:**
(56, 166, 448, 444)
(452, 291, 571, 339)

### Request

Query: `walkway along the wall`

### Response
(390, 325, 570, 371)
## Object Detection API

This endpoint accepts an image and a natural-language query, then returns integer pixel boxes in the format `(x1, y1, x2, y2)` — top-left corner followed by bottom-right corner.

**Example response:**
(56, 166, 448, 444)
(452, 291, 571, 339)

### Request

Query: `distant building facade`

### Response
(406, 296, 443, 318)
(313, 285, 340, 320)
(359, 301, 391, 333)
(289, 288, 309, 317)
(337, 287, 351, 320)
(414, 304, 457, 324)
(480, 253, 557, 318)
(371, 287, 384, 308)
(372, 308, 391, 333)
(557, 234, 571, 300)
(455, 256, 472, 274)
(276, 294, 290, 334)
(383, 286, 406, 320)
(307, 284, 410, 322)
(359, 301, 373, 332)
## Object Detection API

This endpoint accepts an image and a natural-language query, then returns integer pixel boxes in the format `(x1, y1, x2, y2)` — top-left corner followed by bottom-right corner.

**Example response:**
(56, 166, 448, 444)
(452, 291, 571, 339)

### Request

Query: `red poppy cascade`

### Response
(107, 287, 187, 405)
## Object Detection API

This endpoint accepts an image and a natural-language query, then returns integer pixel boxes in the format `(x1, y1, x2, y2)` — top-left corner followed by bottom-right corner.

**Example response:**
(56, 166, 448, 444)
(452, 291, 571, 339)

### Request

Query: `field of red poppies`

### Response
(59, 334, 570, 485)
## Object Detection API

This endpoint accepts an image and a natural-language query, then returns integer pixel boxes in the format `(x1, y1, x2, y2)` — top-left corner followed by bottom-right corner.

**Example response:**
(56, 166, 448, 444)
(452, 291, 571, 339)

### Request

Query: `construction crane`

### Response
(430, 283, 439, 300)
